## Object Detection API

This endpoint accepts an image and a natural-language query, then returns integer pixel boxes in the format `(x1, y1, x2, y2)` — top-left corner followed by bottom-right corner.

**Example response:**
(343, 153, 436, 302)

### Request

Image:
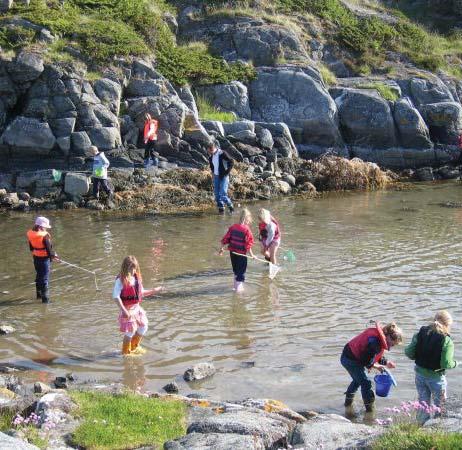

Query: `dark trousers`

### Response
(144, 141, 158, 160)
(33, 256, 50, 299)
(230, 252, 247, 282)
(340, 350, 374, 404)
(92, 177, 112, 198)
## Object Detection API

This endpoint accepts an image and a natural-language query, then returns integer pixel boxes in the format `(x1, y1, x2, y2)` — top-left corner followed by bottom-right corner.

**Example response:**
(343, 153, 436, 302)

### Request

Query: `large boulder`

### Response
(71, 131, 92, 156)
(0, 431, 39, 450)
(420, 102, 462, 145)
(7, 50, 44, 84)
(291, 414, 381, 449)
(16, 169, 61, 196)
(0, 69, 18, 108)
(93, 78, 122, 115)
(250, 67, 342, 146)
(64, 172, 90, 199)
(176, 86, 199, 117)
(87, 127, 121, 150)
(337, 89, 396, 148)
(196, 81, 251, 119)
(255, 122, 297, 157)
(1, 117, 56, 156)
(164, 432, 264, 450)
(393, 98, 432, 148)
(409, 77, 454, 107)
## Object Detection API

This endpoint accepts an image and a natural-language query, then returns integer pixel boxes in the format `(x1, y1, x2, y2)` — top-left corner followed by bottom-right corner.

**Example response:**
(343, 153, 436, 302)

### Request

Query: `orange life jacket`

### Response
(143, 119, 159, 143)
(27, 229, 49, 257)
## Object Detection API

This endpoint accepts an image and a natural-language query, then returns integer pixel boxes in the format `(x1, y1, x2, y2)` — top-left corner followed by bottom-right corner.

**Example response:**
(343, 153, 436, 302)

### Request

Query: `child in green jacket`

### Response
(405, 310, 458, 423)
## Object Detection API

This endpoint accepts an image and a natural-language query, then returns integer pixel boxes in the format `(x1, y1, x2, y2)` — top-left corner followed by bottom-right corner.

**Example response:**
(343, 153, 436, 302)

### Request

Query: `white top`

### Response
(92, 152, 110, 179)
(112, 277, 146, 300)
(211, 150, 221, 176)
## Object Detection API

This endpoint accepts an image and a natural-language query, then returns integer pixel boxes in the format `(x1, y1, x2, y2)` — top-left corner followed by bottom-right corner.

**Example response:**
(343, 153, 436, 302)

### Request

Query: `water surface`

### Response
(1, 182, 461, 413)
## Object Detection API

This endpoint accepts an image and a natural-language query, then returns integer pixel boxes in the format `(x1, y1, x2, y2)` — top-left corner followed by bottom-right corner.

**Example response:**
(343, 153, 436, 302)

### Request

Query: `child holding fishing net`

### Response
(258, 208, 281, 265)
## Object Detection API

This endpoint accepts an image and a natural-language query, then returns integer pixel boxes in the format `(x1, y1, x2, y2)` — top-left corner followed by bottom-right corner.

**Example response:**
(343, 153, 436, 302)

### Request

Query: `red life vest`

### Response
(347, 323, 388, 365)
(258, 218, 280, 242)
(27, 229, 49, 257)
(226, 224, 251, 254)
(118, 274, 143, 307)
(143, 118, 158, 143)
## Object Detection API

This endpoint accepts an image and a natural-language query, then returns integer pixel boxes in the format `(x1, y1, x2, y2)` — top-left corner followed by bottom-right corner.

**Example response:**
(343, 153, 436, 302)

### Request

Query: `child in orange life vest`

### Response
(143, 113, 159, 168)
(341, 321, 403, 413)
(26, 216, 59, 304)
(112, 256, 164, 356)
(258, 208, 281, 265)
(219, 208, 254, 293)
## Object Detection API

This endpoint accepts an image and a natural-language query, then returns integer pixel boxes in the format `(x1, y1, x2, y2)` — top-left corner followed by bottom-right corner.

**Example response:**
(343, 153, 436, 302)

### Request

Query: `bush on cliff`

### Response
(1, 0, 255, 85)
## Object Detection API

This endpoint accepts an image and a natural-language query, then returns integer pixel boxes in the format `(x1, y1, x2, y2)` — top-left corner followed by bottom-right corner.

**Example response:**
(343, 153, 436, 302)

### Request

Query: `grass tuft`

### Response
(319, 63, 337, 86)
(356, 82, 399, 101)
(70, 391, 186, 450)
(196, 95, 236, 122)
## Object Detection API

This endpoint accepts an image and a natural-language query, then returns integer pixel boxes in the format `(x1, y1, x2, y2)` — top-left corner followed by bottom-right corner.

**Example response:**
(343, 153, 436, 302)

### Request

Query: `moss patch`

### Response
(70, 391, 186, 450)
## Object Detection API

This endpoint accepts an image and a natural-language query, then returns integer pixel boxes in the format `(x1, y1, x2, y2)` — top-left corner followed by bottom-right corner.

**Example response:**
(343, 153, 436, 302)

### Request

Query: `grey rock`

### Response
(196, 81, 251, 119)
(393, 98, 432, 148)
(71, 131, 91, 156)
(52, 95, 76, 116)
(0, 173, 13, 191)
(409, 77, 454, 107)
(176, 86, 198, 117)
(256, 126, 273, 150)
(257, 122, 297, 157)
(76, 104, 101, 130)
(163, 11, 178, 34)
(132, 59, 162, 80)
(420, 102, 462, 145)
(34, 382, 52, 394)
(57, 136, 71, 154)
(1, 192, 19, 207)
(164, 432, 264, 450)
(18, 191, 30, 201)
(223, 120, 255, 135)
(64, 172, 90, 198)
(163, 382, 179, 394)
(38, 28, 56, 43)
(7, 51, 44, 83)
(0, 325, 15, 334)
(0, 431, 39, 450)
(0, 1, 13, 12)
(93, 78, 122, 115)
(35, 392, 74, 425)
(202, 120, 225, 137)
(228, 130, 258, 146)
(423, 417, 462, 432)
(415, 167, 434, 181)
(88, 127, 121, 150)
(291, 413, 381, 449)
(126, 79, 162, 97)
(436, 165, 460, 180)
(250, 67, 341, 146)
(49, 118, 76, 138)
(22, 97, 50, 119)
(277, 180, 291, 194)
(1, 117, 56, 155)
(188, 409, 294, 449)
(282, 174, 296, 186)
(184, 362, 216, 382)
(297, 144, 349, 159)
(93, 104, 119, 128)
(0, 72, 17, 108)
(337, 89, 396, 148)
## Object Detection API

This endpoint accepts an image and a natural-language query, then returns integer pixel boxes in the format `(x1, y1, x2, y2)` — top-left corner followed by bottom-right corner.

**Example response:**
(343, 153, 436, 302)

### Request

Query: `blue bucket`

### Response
(374, 373, 393, 397)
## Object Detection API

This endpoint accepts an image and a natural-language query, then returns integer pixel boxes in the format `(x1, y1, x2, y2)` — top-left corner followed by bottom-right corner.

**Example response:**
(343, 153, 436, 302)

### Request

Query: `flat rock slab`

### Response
(187, 409, 294, 448)
(164, 432, 265, 449)
(184, 362, 216, 382)
(291, 413, 381, 449)
(0, 431, 39, 449)
(424, 417, 462, 433)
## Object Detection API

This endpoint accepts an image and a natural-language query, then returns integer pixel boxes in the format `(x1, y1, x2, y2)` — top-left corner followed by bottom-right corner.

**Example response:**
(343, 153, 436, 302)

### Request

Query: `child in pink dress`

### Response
(112, 256, 163, 356)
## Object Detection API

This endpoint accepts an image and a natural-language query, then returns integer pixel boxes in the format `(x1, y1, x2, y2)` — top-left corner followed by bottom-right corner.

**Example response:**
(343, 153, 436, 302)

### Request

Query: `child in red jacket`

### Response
(219, 208, 254, 292)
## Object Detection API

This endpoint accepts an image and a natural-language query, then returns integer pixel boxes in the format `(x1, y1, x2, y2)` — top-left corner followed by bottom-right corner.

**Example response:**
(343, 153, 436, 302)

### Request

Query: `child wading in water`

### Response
(405, 310, 458, 424)
(113, 256, 163, 356)
(219, 208, 254, 293)
(26, 216, 59, 304)
(258, 208, 281, 265)
(341, 321, 403, 413)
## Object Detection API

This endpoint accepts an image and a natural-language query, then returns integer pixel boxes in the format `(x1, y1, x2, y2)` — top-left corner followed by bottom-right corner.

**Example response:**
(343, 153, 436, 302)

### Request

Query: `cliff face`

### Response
(0, 0, 461, 203)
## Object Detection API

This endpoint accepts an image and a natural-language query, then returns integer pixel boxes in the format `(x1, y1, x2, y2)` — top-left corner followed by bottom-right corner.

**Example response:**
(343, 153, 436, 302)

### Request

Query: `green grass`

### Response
(1, 0, 255, 86)
(373, 423, 462, 450)
(196, 95, 236, 122)
(0, 408, 15, 432)
(69, 391, 186, 450)
(356, 82, 399, 101)
(319, 63, 337, 86)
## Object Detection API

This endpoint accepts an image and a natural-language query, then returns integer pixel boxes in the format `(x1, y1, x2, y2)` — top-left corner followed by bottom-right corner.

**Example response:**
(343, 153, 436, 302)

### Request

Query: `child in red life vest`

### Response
(26, 216, 59, 304)
(112, 256, 163, 356)
(219, 208, 254, 293)
(258, 208, 281, 265)
(341, 322, 403, 413)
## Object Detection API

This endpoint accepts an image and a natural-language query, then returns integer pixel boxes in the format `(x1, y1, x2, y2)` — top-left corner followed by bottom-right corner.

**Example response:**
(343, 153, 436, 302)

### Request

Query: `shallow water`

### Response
(1, 182, 461, 414)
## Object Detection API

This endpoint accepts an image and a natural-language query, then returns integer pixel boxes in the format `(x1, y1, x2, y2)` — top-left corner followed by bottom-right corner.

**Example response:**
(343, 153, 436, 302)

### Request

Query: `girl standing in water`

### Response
(113, 256, 163, 356)
(219, 208, 254, 292)
(258, 208, 281, 265)
(405, 311, 458, 423)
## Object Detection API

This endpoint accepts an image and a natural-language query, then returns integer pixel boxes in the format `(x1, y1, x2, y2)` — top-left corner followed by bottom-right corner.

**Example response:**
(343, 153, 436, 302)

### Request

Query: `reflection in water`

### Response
(0, 182, 461, 413)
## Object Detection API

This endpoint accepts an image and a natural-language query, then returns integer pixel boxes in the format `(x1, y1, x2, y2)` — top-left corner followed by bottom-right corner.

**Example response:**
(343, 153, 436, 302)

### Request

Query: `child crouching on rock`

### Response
(219, 208, 254, 293)
(113, 256, 163, 356)
(341, 321, 402, 413)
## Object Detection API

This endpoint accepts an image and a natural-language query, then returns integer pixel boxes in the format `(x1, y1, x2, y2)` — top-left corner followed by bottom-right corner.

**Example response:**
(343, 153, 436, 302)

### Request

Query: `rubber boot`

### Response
(344, 393, 355, 407)
(36, 284, 42, 300)
(236, 282, 244, 293)
(41, 286, 50, 304)
(122, 340, 132, 356)
(365, 400, 376, 413)
(130, 334, 146, 355)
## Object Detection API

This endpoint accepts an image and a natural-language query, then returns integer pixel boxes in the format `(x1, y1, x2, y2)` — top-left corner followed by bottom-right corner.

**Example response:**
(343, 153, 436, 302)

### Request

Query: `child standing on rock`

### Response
(26, 216, 59, 304)
(112, 255, 163, 356)
(219, 208, 254, 292)
(90, 145, 113, 201)
(341, 321, 402, 414)
(258, 208, 281, 265)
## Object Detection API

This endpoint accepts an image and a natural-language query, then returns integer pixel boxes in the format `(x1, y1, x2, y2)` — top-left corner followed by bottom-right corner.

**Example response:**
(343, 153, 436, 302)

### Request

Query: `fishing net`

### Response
(268, 262, 281, 280)
(283, 249, 296, 262)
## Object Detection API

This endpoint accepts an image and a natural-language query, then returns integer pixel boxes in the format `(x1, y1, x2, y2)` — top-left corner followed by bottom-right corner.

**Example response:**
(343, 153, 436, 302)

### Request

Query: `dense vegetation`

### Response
(0, 0, 255, 85)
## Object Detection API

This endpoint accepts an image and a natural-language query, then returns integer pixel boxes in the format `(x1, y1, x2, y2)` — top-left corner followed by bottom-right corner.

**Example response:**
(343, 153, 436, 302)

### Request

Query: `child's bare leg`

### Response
(269, 242, 279, 265)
